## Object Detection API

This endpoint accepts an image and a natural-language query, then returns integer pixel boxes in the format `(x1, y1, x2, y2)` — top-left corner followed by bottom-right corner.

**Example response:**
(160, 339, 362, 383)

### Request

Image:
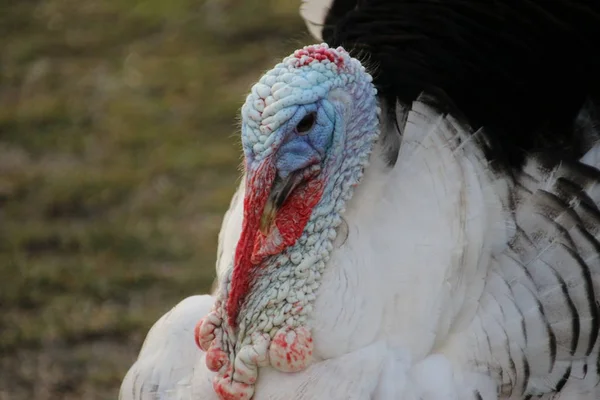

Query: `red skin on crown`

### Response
(293, 45, 345, 69)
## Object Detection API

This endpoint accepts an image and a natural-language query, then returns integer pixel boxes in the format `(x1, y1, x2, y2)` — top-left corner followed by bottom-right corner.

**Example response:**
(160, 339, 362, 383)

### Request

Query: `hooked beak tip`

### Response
(257, 164, 321, 237)
(259, 200, 277, 235)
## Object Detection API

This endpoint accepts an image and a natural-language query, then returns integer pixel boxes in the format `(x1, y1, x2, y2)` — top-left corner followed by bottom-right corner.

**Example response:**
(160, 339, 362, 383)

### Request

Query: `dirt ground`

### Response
(0, 1, 310, 398)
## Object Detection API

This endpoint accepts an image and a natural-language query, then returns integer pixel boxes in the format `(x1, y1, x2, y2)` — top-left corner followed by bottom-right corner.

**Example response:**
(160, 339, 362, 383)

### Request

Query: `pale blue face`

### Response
(196, 44, 381, 400)
(239, 45, 357, 181)
(272, 101, 336, 179)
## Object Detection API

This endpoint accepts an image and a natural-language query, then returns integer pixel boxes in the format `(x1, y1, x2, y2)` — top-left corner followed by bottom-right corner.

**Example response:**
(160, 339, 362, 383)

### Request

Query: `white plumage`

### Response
(120, 1, 600, 398)
(121, 99, 600, 399)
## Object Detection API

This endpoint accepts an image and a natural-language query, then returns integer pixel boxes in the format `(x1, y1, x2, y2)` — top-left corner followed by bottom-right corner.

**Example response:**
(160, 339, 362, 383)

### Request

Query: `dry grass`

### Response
(0, 1, 311, 398)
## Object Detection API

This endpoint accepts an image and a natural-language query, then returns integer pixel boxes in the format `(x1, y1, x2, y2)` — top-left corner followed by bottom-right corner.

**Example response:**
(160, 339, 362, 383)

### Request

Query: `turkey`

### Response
(120, 1, 600, 399)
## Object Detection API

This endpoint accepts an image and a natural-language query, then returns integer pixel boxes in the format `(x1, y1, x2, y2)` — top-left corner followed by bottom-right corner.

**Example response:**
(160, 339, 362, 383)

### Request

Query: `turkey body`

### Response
(120, 1, 600, 399)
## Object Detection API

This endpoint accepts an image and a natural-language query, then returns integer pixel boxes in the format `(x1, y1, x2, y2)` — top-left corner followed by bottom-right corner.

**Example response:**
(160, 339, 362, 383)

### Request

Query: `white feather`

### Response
(122, 98, 600, 399)
(119, 295, 216, 400)
(121, 97, 501, 399)
(299, 0, 334, 41)
(581, 144, 600, 168)
(120, 179, 247, 400)
(215, 179, 244, 284)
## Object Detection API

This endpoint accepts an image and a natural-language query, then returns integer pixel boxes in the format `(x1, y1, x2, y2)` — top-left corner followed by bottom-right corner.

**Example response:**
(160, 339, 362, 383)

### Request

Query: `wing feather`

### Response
(473, 147, 600, 397)
(119, 295, 216, 400)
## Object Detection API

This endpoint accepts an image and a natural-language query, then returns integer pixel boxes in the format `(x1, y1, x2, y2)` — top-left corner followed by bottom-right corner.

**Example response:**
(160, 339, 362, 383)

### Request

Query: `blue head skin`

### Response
(225, 43, 380, 329)
(199, 44, 382, 400)
(273, 101, 333, 179)
(239, 44, 380, 218)
(233, 44, 381, 260)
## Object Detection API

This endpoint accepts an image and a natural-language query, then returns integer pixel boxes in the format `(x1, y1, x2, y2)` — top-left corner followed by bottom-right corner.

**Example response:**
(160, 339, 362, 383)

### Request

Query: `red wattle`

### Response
(293, 45, 345, 69)
(206, 346, 228, 372)
(226, 158, 324, 329)
(226, 159, 276, 327)
(213, 366, 255, 400)
(252, 178, 324, 261)
(194, 319, 203, 349)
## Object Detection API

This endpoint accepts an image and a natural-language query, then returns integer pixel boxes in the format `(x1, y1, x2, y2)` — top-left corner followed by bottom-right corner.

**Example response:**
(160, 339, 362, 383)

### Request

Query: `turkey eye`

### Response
(296, 113, 316, 135)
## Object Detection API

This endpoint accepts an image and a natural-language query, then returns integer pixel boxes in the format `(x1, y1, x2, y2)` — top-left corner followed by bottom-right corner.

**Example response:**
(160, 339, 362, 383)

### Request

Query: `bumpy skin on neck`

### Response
(195, 44, 380, 400)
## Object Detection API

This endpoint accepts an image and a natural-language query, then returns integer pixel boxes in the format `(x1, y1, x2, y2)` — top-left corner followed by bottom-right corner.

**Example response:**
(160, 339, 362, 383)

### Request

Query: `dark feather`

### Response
(318, 0, 600, 169)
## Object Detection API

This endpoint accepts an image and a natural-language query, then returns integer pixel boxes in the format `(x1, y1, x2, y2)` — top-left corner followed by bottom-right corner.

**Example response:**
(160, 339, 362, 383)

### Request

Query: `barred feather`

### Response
(120, 2, 600, 399)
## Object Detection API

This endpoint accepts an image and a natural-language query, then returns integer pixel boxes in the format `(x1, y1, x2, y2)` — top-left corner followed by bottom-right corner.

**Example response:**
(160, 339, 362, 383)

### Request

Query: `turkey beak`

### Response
(259, 173, 299, 235)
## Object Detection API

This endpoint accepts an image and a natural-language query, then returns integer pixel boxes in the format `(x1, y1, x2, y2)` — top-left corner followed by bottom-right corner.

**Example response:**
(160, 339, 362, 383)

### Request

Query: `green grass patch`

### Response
(0, 0, 311, 398)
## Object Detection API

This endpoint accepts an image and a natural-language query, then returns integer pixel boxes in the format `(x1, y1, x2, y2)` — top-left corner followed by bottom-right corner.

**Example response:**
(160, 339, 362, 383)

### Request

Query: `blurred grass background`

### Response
(0, 1, 310, 398)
